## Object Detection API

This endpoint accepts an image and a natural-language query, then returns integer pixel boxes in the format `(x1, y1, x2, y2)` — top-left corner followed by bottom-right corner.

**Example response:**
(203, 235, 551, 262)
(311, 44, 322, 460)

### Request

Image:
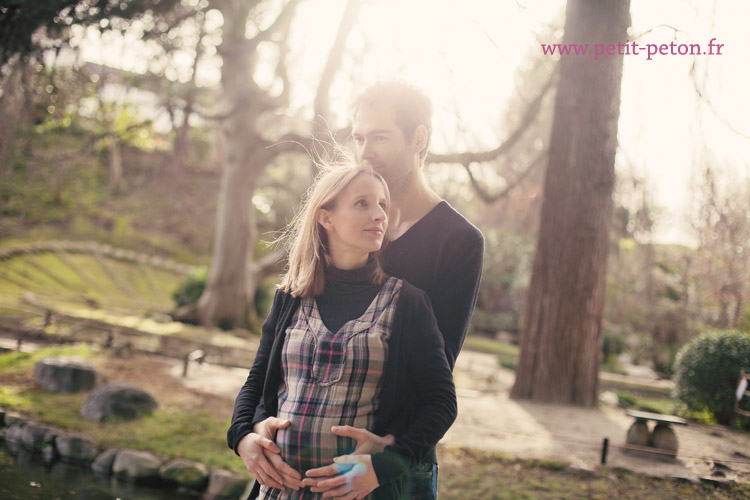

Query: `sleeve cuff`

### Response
(371, 447, 408, 485)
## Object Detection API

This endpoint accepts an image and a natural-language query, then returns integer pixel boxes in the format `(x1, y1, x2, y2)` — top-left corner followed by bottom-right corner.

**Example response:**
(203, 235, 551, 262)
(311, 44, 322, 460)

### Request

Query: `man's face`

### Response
(352, 103, 417, 189)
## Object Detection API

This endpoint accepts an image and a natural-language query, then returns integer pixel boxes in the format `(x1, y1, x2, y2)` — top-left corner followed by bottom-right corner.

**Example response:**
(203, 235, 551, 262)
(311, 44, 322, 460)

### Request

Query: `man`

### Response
(231, 81, 484, 499)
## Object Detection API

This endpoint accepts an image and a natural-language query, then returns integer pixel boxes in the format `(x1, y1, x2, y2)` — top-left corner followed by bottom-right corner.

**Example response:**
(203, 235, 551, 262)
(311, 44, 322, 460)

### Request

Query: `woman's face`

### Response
(318, 173, 388, 269)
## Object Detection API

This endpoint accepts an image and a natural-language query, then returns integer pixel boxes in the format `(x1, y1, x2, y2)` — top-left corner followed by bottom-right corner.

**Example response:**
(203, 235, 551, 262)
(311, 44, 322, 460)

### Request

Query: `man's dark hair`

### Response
(351, 81, 433, 160)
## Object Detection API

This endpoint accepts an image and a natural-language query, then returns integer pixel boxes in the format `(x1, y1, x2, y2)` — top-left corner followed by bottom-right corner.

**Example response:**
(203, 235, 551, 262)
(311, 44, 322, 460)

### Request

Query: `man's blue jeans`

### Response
(406, 462, 438, 500)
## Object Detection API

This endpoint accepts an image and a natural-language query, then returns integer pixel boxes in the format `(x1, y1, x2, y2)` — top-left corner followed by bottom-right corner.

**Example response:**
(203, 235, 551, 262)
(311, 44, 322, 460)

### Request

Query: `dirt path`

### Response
(173, 350, 750, 484)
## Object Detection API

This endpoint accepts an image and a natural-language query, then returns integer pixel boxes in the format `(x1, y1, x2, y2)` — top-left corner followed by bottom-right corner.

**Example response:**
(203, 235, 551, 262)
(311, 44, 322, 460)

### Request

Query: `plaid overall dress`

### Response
(260, 277, 403, 500)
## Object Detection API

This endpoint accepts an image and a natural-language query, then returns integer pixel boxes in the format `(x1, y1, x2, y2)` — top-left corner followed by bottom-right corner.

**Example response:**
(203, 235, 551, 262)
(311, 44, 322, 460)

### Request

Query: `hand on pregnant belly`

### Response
(304, 454, 379, 500)
(237, 417, 303, 490)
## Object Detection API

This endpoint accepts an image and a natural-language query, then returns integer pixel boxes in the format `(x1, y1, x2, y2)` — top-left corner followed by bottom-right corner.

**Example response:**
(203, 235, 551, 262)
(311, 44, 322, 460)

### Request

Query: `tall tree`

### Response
(192, 0, 365, 328)
(511, 0, 631, 406)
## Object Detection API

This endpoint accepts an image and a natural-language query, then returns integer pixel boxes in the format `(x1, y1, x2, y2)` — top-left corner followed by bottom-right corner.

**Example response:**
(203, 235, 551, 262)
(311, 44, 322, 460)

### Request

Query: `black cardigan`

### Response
(227, 282, 457, 498)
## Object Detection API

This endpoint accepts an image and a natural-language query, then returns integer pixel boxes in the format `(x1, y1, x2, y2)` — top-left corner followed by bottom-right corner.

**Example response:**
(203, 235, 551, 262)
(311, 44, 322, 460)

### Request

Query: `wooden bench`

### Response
(623, 410, 687, 459)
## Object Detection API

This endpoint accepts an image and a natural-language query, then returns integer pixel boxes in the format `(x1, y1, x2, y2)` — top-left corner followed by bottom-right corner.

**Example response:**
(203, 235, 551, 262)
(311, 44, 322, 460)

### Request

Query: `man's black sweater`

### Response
(383, 201, 484, 369)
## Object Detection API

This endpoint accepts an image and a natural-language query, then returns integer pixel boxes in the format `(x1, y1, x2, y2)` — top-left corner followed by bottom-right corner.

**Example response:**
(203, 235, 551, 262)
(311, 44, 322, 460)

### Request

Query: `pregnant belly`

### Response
(276, 422, 354, 474)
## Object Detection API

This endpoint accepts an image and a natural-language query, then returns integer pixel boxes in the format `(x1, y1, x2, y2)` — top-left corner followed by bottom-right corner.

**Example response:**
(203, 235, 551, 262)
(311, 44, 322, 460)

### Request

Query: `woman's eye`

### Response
(355, 200, 367, 207)
(379, 202, 387, 210)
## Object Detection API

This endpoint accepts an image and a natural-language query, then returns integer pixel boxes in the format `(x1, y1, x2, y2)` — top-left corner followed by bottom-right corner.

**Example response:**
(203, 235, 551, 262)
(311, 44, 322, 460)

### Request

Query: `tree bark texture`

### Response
(197, 0, 261, 328)
(195, 0, 362, 328)
(511, 0, 630, 406)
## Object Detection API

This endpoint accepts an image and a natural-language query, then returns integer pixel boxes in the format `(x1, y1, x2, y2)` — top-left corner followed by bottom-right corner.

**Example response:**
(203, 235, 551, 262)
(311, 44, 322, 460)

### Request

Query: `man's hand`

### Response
(305, 455, 379, 500)
(302, 426, 394, 493)
(333, 425, 395, 455)
(236, 417, 302, 490)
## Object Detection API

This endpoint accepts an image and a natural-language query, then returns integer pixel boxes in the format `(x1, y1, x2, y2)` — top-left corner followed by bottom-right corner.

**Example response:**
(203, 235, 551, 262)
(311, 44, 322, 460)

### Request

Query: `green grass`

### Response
(0, 386, 32, 408)
(0, 343, 95, 375)
(20, 391, 239, 472)
(0, 344, 243, 474)
(464, 336, 519, 357)
(0, 251, 184, 315)
(463, 336, 519, 370)
(614, 391, 677, 414)
(438, 447, 750, 500)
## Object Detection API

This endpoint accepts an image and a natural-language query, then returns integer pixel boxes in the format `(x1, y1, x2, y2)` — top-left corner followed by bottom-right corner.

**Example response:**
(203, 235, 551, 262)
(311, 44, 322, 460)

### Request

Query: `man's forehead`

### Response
(352, 103, 399, 134)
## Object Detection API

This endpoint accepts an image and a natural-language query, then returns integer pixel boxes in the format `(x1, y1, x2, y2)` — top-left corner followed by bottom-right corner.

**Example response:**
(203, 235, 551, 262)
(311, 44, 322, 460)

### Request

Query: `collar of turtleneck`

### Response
(323, 256, 378, 291)
(317, 256, 383, 333)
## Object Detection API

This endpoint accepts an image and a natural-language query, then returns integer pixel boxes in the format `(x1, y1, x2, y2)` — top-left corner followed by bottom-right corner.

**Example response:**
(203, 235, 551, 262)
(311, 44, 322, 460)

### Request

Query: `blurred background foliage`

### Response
(0, 0, 748, 393)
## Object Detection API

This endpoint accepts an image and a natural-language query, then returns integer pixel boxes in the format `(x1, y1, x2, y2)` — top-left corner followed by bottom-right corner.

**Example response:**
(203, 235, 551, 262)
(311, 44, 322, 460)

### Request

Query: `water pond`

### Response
(0, 445, 202, 500)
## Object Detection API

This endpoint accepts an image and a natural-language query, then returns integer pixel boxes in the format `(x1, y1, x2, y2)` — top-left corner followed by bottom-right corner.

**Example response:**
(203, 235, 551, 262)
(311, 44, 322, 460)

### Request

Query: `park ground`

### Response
(3, 340, 750, 499)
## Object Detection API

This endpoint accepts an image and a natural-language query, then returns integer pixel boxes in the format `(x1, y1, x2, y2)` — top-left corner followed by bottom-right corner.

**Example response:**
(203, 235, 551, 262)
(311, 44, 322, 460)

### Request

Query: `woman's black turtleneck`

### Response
(316, 258, 384, 334)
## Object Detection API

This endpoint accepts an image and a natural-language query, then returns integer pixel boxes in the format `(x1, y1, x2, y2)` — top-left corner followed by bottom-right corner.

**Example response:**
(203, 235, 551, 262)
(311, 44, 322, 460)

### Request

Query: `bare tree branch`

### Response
(248, 0, 305, 49)
(252, 247, 287, 280)
(313, 0, 365, 126)
(429, 65, 557, 165)
(462, 148, 548, 203)
(689, 60, 750, 140)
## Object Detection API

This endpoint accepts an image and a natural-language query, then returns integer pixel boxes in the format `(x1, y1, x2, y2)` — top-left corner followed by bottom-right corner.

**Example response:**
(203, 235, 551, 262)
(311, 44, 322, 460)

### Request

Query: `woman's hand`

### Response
(304, 454, 379, 500)
(236, 417, 302, 490)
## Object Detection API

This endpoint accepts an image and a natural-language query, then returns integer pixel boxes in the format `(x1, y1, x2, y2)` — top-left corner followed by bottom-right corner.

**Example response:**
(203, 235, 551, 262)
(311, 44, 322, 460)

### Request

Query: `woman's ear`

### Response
(317, 208, 334, 231)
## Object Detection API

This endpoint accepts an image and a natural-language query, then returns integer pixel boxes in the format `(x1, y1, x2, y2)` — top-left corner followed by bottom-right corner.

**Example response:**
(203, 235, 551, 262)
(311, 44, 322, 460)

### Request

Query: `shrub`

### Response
(738, 306, 750, 334)
(673, 330, 750, 427)
(172, 266, 208, 309)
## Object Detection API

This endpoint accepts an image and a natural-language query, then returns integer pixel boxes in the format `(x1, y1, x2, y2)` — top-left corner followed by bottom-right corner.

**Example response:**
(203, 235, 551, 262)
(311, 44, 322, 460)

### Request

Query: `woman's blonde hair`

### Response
(279, 165, 390, 298)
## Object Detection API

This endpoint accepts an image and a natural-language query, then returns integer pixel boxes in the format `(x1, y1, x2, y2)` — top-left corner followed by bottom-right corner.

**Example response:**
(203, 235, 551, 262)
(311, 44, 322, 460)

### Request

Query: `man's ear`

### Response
(413, 125, 428, 156)
(317, 209, 334, 231)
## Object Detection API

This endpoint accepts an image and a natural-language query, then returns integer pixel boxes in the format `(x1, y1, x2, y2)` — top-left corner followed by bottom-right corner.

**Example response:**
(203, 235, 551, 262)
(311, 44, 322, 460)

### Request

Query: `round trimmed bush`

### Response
(673, 330, 750, 427)
(172, 266, 208, 310)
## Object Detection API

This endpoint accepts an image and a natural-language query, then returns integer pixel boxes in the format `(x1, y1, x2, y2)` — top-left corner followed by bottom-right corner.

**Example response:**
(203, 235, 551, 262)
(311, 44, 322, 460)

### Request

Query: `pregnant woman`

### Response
(227, 165, 456, 500)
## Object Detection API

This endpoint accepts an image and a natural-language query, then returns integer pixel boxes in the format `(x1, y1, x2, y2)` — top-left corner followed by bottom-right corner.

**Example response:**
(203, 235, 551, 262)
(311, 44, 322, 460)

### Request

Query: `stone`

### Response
(651, 423, 678, 452)
(81, 383, 157, 421)
(20, 422, 57, 452)
(159, 458, 210, 489)
(203, 469, 249, 500)
(3, 411, 26, 427)
(2, 421, 25, 453)
(56, 434, 99, 464)
(34, 357, 97, 393)
(598, 391, 619, 407)
(92, 447, 119, 475)
(112, 449, 162, 483)
(42, 442, 58, 463)
(625, 420, 650, 447)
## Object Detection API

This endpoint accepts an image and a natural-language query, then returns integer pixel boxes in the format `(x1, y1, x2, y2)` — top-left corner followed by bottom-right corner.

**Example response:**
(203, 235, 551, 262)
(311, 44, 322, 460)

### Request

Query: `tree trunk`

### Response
(196, 0, 260, 329)
(511, 0, 630, 406)
(193, 0, 360, 329)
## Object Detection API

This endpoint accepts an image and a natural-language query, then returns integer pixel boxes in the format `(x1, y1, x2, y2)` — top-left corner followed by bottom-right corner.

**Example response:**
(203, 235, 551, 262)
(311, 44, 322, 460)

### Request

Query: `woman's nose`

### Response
(373, 207, 386, 222)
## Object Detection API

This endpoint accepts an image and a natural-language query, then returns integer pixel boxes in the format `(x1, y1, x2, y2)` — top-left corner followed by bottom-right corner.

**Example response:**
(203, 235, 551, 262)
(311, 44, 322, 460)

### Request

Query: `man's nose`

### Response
(359, 141, 374, 160)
